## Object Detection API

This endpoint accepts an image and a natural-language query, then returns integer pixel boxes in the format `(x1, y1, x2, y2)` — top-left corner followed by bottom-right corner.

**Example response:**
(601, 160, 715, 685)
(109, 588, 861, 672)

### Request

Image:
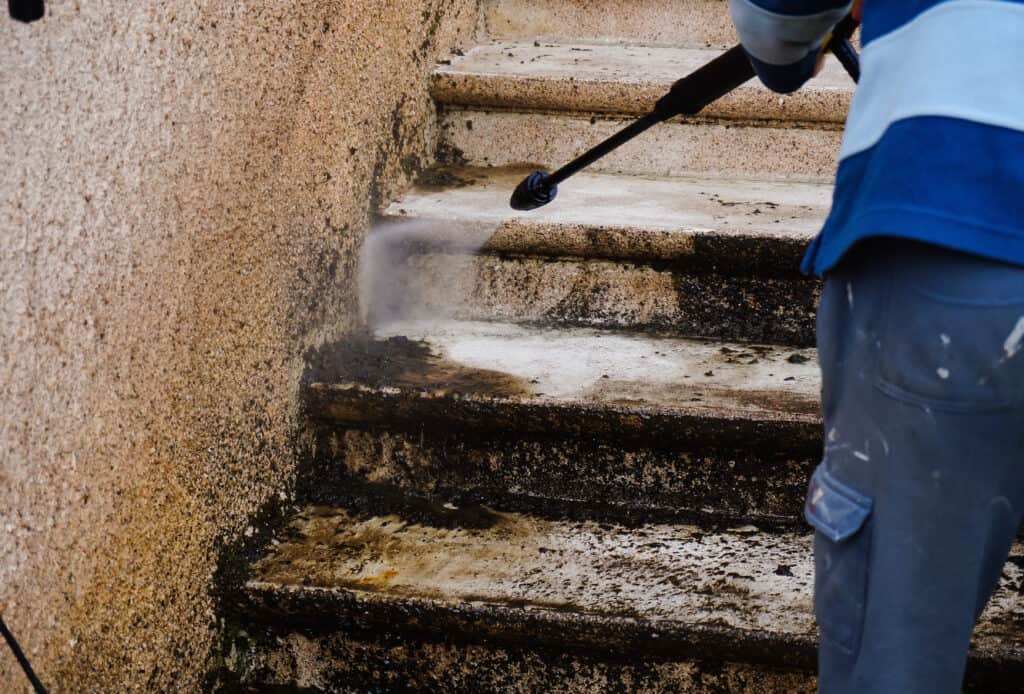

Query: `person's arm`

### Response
(730, 0, 853, 93)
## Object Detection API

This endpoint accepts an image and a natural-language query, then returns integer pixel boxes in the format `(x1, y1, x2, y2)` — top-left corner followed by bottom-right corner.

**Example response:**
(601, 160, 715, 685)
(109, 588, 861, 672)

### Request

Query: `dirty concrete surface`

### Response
(374, 167, 826, 343)
(248, 506, 821, 640)
(248, 628, 820, 692)
(387, 253, 822, 344)
(0, 1, 478, 690)
(334, 428, 819, 525)
(298, 320, 823, 527)
(241, 504, 1024, 686)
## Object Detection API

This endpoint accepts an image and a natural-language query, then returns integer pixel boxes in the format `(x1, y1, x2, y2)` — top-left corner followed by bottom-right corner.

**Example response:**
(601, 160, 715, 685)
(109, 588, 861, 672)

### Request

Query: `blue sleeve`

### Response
(730, 0, 852, 93)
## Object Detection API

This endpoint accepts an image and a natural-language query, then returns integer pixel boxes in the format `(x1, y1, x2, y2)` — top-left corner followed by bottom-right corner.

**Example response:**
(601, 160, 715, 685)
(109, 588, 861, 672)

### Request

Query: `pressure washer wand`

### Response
(0, 615, 47, 694)
(510, 15, 861, 211)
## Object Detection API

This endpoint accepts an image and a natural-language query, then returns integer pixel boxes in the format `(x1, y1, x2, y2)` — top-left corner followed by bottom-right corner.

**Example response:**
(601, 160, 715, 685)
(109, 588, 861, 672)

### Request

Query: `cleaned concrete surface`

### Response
(441, 109, 842, 180)
(373, 168, 826, 341)
(483, 0, 741, 47)
(305, 321, 823, 465)
(435, 41, 854, 122)
(244, 505, 1024, 667)
(342, 319, 820, 415)
(0, 1, 478, 690)
(384, 166, 832, 259)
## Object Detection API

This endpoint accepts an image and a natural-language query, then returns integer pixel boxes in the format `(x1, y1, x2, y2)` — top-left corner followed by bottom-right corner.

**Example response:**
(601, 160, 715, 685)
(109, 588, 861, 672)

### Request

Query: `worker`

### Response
(730, 0, 1024, 692)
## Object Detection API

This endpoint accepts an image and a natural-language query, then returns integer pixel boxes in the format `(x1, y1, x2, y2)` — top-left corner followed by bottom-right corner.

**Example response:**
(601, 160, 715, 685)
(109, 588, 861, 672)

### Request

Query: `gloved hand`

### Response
(730, 0, 859, 94)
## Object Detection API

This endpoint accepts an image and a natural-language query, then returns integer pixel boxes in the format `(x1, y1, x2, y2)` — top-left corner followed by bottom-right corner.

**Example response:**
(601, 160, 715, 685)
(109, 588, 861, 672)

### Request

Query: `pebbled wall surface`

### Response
(0, 1, 477, 690)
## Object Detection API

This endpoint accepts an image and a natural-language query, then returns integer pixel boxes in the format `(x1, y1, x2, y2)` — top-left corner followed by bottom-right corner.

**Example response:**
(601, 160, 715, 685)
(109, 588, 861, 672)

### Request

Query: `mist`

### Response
(358, 217, 498, 331)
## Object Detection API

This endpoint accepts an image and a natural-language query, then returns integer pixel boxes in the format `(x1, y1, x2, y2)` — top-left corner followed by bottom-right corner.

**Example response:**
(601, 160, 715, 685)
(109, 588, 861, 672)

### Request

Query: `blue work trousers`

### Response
(807, 239, 1024, 693)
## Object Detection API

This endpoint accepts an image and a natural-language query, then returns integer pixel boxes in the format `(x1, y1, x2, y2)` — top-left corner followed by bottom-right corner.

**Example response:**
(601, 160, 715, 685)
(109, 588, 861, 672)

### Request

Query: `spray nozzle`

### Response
(510, 171, 558, 211)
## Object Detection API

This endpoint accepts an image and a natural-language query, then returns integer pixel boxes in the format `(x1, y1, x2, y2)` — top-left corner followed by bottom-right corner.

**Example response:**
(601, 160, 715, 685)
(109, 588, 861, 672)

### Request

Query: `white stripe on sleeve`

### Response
(730, 0, 851, 66)
(841, 0, 1024, 159)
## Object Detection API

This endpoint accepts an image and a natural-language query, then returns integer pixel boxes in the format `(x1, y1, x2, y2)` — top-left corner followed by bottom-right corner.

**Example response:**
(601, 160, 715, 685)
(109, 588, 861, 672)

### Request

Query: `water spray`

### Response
(510, 15, 861, 212)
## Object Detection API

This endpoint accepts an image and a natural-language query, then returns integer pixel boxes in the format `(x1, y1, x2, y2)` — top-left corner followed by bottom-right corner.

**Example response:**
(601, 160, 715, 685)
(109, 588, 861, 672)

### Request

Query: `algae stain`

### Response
(304, 331, 530, 398)
(357, 569, 400, 587)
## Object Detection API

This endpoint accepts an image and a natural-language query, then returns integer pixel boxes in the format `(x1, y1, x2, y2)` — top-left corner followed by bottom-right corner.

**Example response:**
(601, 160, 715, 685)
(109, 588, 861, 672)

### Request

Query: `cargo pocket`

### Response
(804, 464, 873, 656)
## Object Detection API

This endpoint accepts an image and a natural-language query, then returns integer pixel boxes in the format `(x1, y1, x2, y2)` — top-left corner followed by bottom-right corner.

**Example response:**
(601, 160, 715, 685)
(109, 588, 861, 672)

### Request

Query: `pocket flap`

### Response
(804, 465, 873, 542)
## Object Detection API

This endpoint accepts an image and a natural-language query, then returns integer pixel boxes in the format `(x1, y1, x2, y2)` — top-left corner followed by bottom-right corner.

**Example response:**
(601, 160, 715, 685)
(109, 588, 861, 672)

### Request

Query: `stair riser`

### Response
(483, 0, 739, 47)
(442, 109, 842, 180)
(327, 428, 818, 525)
(308, 387, 820, 451)
(243, 631, 817, 693)
(368, 252, 821, 345)
(243, 583, 817, 668)
(239, 628, 817, 693)
(239, 591, 1022, 694)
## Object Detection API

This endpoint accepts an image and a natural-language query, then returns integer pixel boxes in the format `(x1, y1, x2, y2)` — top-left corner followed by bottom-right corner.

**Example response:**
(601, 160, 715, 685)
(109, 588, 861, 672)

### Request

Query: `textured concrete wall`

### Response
(0, 1, 477, 690)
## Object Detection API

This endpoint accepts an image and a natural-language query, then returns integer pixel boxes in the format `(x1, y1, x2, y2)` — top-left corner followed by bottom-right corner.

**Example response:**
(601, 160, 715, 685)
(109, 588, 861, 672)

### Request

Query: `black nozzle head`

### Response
(10, 0, 45, 22)
(510, 171, 558, 211)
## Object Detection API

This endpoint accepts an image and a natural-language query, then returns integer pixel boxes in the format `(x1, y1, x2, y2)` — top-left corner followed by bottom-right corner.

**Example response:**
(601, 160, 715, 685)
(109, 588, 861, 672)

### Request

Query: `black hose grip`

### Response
(655, 13, 860, 120)
(654, 45, 755, 120)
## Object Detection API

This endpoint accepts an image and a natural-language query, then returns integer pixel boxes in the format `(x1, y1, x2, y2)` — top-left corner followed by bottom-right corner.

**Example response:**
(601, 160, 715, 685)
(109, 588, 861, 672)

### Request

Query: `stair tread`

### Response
(308, 319, 820, 423)
(482, 0, 744, 48)
(434, 40, 853, 122)
(384, 166, 831, 265)
(245, 505, 1024, 663)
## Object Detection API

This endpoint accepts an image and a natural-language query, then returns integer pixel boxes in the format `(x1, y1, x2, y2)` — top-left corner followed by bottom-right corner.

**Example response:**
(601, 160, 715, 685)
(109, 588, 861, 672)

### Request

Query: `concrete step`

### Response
(374, 166, 827, 344)
(441, 107, 842, 182)
(236, 505, 1024, 692)
(434, 41, 854, 124)
(303, 319, 822, 523)
(481, 0, 741, 48)
(434, 40, 850, 181)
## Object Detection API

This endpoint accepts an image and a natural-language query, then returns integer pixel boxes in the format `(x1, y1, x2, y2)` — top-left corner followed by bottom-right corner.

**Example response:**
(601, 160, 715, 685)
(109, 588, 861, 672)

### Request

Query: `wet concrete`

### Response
(304, 330, 529, 397)
(239, 626, 819, 693)
(237, 503, 1024, 691)
(377, 166, 827, 343)
(327, 428, 817, 526)
(387, 253, 819, 344)
(308, 319, 819, 410)
(413, 166, 480, 190)
(385, 167, 832, 270)
(245, 505, 821, 658)
(303, 323, 823, 503)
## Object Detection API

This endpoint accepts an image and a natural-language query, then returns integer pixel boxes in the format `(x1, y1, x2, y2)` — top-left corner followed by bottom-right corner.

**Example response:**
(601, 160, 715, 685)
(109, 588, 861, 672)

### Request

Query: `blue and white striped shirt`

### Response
(731, 0, 1024, 275)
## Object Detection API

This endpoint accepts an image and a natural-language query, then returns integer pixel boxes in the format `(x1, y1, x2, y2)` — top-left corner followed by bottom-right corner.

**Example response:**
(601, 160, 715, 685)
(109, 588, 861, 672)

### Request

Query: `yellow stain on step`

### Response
(356, 570, 400, 587)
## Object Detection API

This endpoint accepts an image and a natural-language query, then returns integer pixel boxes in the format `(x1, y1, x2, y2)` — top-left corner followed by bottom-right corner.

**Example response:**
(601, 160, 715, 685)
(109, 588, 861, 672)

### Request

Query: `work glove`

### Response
(729, 0, 854, 94)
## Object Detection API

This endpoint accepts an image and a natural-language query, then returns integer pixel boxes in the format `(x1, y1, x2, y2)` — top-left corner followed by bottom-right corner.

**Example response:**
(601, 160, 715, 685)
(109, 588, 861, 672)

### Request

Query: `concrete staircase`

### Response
(226, 2, 1024, 691)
